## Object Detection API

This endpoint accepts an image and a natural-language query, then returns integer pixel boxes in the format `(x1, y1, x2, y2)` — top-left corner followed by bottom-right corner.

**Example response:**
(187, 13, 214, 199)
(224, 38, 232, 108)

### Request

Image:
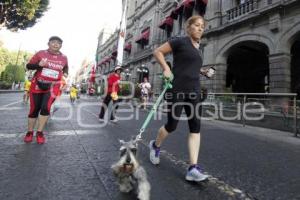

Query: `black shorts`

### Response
(28, 92, 56, 118)
(164, 92, 202, 133)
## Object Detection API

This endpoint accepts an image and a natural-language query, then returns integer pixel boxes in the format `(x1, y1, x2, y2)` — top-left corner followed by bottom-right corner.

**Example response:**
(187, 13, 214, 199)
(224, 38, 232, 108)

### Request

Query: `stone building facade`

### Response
(96, 0, 300, 95)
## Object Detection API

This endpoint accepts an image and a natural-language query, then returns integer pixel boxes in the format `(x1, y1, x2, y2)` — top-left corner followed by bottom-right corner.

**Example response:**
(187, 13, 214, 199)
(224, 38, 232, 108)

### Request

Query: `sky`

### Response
(0, 0, 122, 77)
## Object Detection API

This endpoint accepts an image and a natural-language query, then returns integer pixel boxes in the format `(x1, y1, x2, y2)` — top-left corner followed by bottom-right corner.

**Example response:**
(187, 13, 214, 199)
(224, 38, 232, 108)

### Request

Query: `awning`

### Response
(170, 0, 196, 19)
(104, 57, 111, 63)
(124, 43, 132, 51)
(135, 29, 150, 44)
(196, 0, 207, 16)
(159, 16, 174, 30)
(98, 59, 106, 66)
(170, 5, 183, 20)
(183, 0, 195, 8)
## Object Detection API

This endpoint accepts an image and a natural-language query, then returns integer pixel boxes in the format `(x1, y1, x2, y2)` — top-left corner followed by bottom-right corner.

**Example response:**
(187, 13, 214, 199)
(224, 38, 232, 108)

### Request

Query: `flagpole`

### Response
(116, 0, 128, 67)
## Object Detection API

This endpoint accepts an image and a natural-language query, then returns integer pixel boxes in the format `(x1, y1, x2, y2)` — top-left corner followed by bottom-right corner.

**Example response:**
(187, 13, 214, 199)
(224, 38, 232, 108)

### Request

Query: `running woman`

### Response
(149, 15, 211, 182)
(23, 36, 68, 144)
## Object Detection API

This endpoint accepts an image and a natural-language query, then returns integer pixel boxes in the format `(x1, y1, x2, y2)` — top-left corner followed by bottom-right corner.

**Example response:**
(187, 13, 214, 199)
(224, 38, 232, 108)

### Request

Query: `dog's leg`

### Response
(134, 167, 151, 200)
(119, 176, 133, 193)
(112, 163, 134, 193)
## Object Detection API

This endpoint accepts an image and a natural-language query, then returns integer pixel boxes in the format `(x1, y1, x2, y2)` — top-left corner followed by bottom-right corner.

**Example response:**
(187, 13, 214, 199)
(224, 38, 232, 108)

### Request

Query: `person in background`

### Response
(139, 77, 151, 109)
(23, 77, 32, 104)
(70, 84, 78, 104)
(23, 36, 68, 144)
(149, 15, 211, 182)
(98, 66, 122, 123)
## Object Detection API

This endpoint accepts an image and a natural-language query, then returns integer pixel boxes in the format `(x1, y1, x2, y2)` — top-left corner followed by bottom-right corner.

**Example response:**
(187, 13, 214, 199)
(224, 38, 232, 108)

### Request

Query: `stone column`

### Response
(268, 53, 291, 93)
(151, 61, 163, 98)
(214, 63, 227, 93)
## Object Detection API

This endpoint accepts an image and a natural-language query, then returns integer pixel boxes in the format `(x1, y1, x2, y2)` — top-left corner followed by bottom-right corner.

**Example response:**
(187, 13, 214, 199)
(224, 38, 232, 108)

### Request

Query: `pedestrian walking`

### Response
(99, 66, 122, 123)
(139, 77, 151, 110)
(23, 36, 68, 144)
(23, 77, 31, 104)
(149, 15, 211, 182)
(70, 84, 78, 104)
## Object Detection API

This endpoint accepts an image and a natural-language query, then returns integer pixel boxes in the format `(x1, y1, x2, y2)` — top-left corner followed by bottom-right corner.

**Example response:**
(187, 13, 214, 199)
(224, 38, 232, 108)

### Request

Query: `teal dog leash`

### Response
(135, 77, 173, 140)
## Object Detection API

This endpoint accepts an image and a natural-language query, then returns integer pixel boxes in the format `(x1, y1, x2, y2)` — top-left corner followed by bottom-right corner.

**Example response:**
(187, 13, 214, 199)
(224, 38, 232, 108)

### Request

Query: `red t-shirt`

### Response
(29, 50, 68, 94)
(107, 73, 121, 94)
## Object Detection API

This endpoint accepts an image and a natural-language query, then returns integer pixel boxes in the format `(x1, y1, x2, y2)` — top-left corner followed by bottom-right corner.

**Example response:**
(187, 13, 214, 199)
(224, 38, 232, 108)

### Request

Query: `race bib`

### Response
(41, 68, 59, 79)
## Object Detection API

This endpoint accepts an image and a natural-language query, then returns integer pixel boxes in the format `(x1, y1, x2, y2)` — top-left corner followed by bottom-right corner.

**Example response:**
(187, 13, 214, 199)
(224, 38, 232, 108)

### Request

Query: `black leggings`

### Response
(99, 94, 119, 120)
(28, 92, 56, 118)
(164, 92, 202, 133)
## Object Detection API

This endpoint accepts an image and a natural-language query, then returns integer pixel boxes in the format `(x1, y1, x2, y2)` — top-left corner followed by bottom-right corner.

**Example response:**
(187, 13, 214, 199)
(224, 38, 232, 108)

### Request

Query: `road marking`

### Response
(0, 100, 253, 199)
(77, 107, 256, 200)
(0, 130, 104, 138)
(82, 107, 99, 118)
(0, 106, 23, 111)
(82, 106, 256, 200)
(0, 133, 20, 138)
(0, 100, 23, 108)
(139, 140, 255, 200)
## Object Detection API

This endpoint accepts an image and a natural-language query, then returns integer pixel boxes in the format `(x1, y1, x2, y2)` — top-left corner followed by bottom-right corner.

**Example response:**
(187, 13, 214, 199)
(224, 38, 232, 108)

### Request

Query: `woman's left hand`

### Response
(200, 68, 209, 76)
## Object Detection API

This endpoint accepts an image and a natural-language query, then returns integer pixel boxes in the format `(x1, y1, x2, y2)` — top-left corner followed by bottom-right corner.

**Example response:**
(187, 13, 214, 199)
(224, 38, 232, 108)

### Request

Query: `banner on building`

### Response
(116, 0, 128, 66)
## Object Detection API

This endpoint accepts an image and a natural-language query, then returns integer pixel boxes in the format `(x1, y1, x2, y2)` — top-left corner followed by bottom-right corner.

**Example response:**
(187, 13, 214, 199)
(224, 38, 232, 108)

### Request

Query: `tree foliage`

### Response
(1, 63, 25, 83)
(0, 47, 32, 83)
(0, 0, 49, 31)
(0, 47, 31, 72)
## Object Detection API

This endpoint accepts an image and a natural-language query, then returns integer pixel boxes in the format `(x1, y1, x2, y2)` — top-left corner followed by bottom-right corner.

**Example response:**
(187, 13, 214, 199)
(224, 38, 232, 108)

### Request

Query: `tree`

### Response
(0, 0, 49, 31)
(0, 47, 32, 73)
(1, 63, 25, 83)
(0, 46, 32, 84)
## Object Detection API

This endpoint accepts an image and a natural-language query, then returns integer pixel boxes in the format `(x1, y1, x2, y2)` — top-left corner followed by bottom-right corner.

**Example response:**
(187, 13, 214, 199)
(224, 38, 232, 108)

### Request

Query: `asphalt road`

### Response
(0, 93, 299, 200)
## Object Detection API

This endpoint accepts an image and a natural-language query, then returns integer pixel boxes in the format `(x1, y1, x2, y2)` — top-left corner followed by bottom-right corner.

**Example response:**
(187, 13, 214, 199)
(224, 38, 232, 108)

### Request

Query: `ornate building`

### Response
(96, 0, 300, 95)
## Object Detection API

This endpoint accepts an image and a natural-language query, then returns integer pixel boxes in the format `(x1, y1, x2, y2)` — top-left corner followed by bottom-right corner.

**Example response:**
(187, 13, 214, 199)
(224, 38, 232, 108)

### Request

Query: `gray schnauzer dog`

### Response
(111, 139, 151, 200)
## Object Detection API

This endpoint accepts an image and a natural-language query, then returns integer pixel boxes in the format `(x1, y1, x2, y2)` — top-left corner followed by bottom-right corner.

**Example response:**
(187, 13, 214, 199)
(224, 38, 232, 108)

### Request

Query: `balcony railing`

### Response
(227, 0, 258, 21)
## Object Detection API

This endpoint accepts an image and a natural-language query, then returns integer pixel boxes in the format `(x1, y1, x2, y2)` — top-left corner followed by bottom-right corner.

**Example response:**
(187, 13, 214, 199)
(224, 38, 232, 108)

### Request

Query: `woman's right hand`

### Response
(163, 68, 172, 79)
(38, 58, 48, 67)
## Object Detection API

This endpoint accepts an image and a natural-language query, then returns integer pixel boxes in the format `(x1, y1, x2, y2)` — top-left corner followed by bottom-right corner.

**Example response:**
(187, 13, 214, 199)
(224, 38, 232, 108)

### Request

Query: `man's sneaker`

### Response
(149, 140, 160, 165)
(99, 118, 105, 123)
(36, 131, 45, 144)
(24, 131, 34, 143)
(110, 118, 118, 123)
(185, 165, 209, 182)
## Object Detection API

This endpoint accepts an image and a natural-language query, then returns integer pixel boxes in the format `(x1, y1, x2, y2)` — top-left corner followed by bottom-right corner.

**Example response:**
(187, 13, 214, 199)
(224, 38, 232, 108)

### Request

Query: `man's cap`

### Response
(114, 66, 122, 71)
(49, 36, 63, 43)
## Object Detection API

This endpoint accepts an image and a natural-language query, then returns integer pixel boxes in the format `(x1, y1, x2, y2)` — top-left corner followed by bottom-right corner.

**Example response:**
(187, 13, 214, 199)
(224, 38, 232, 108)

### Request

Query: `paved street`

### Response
(0, 92, 299, 200)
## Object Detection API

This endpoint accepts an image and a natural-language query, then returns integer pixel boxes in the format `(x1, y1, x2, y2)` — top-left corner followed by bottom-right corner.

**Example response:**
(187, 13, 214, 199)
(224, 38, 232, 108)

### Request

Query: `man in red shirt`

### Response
(24, 36, 68, 144)
(99, 66, 122, 122)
